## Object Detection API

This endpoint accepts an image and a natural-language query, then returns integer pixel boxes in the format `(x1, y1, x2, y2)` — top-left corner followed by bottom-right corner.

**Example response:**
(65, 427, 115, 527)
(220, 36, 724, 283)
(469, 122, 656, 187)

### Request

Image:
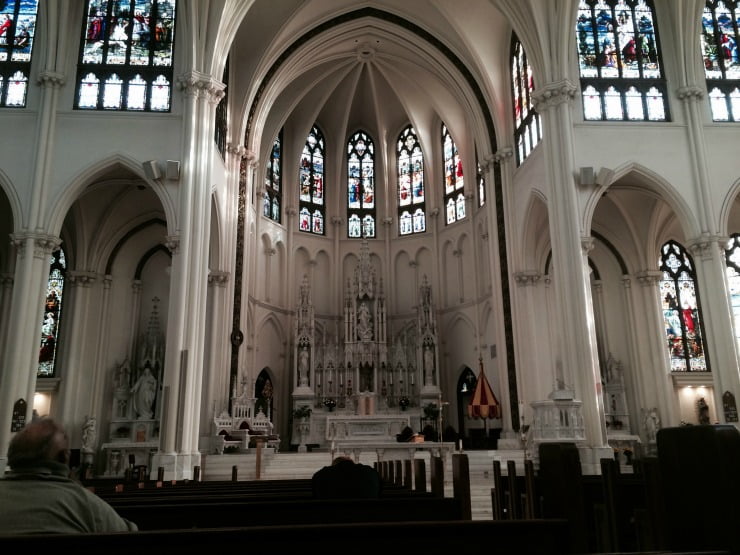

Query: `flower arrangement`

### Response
(293, 405, 312, 419)
(323, 398, 337, 411)
(399, 396, 410, 409)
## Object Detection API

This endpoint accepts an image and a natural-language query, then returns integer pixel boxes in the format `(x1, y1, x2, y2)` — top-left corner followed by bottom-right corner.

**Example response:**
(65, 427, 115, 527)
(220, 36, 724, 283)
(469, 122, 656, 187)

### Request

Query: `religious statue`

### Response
(298, 346, 310, 387)
(81, 415, 97, 454)
(131, 364, 157, 419)
(423, 345, 434, 385)
(697, 397, 710, 425)
(643, 407, 660, 443)
(357, 302, 372, 341)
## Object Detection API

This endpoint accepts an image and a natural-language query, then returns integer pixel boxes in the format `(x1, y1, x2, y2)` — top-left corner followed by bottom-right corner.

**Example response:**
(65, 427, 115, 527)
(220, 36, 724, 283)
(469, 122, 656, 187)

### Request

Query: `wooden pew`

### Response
(0, 520, 572, 555)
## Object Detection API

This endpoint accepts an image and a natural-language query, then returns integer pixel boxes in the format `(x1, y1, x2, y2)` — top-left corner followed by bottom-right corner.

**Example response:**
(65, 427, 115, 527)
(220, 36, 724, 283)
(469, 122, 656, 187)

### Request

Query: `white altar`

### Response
(326, 414, 410, 442)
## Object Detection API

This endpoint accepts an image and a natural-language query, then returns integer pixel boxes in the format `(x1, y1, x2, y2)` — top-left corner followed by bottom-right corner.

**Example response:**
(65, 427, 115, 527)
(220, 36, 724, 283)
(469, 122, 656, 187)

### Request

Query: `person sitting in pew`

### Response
(0, 418, 138, 534)
(312, 456, 381, 499)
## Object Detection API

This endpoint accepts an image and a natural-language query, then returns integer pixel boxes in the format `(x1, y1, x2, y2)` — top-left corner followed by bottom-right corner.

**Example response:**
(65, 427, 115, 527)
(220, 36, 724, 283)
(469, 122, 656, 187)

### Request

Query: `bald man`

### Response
(0, 418, 137, 534)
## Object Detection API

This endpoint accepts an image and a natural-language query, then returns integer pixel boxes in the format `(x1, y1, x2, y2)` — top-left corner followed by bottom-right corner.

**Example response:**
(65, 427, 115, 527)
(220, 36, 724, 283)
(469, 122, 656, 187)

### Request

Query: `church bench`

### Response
(0, 519, 571, 555)
(113, 496, 465, 530)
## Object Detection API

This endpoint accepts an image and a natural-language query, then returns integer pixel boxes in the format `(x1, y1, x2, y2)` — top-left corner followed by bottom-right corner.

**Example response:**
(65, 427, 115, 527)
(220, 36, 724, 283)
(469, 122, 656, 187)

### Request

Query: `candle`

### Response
(458, 439, 463, 451)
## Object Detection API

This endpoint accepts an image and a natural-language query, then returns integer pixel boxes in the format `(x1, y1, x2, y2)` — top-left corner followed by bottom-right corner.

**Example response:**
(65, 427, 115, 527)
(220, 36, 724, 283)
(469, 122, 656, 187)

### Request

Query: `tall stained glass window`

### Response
(511, 35, 542, 165)
(264, 130, 282, 223)
(76, 0, 177, 111)
(576, 0, 668, 121)
(0, 0, 39, 107)
(725, 234, 740, 354)
(442, 123, 465, 225)
(299, 125, 325, 235)
(38, 248, 66, 378)
(702, 1, 740, 121)
(397, 125, 425, 236)
(659, 241, 708, 372)
(347, 130, 375, 238)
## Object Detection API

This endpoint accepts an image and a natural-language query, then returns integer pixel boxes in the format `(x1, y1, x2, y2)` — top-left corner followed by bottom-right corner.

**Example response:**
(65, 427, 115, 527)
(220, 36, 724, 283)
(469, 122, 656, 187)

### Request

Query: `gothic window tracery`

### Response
(347, 130, 375, 238)
(659, 240, 708, 372)
(299, 125, 325, 235)
(0, 0, 38, 107)
(511, 34, 542, 165)
(442, 123, 465, 225)
(38, 248, 66, 378)
(75, 0, 177, 111)
(397, 125, 425, 235)
(702, 0, 740, 121)
(576, 0, 668, 121)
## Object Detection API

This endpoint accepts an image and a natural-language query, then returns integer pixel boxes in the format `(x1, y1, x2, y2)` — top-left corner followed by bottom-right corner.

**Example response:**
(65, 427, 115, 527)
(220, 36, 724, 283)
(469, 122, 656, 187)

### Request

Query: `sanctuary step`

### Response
(200, 448, 529, 521)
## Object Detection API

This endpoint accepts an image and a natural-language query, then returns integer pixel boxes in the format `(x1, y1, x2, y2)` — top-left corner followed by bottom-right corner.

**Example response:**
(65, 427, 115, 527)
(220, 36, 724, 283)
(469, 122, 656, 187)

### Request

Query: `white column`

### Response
(0, 234, 61, 465)
(0, 273, 15, 369)
(201, 270, 229, 435)
(90, 275, 113, 416)
(688, 236, 740, 423)
(532, 81, 606, 450)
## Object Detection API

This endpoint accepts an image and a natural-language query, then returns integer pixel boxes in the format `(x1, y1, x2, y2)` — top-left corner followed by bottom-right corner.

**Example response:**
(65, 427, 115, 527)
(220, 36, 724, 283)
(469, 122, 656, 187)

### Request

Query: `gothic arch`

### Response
(719, 176, 740, 236)
(0, 166, 22, 233)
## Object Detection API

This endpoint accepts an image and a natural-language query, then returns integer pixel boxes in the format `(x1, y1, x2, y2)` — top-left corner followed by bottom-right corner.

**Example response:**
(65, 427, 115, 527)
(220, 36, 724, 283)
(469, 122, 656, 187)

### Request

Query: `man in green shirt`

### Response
(0, 418, 137, 534)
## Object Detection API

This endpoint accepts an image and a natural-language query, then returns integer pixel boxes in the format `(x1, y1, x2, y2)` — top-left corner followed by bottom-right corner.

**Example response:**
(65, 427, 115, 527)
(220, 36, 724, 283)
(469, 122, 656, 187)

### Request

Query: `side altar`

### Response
(290, 239, 443, 449)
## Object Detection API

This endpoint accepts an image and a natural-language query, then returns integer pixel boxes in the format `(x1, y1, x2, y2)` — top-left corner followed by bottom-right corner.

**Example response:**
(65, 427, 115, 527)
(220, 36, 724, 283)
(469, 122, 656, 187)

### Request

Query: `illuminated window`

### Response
(264, 130, 282, 223)
(397, 125, 425, 235)
(299, 125, 325, 235)
(511, 35, 542, 165)
(347, 131, 375, 238)
(38, 248, 66, 378)
(702, 1, 740, 121)
(0, 0, 39, 107)
(442, 123, 465, 225)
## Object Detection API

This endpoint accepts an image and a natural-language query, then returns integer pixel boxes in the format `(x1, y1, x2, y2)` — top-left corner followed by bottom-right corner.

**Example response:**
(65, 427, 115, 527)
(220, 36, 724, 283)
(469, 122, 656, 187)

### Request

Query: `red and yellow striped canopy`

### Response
(467, 360, 500, 419)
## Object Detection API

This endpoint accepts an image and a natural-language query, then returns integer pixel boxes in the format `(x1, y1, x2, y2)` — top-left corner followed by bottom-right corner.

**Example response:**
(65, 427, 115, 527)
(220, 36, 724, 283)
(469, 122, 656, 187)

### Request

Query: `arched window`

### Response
(702, 1, 740, 121)
(442, 123, 465, 225)
(214, 57, 229, 157)
(299, 125, 325, 235)
(76, 0, 177, 111)
(511, 34, 542, 165)
(659, 240, 708, 372)
(264, 129, 282, 224)
(38, 248, 66, 378)
(576, 0, 668, 121)
(0, 0, 39, 107)
(397, 125, 425, 236)
(725, 234, 740, 354)
(347, 130, 375, 238)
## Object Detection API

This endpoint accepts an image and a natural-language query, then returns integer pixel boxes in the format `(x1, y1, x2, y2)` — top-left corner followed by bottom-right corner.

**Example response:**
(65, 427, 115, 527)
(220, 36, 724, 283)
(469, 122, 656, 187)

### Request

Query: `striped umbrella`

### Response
(467, 358, 500, 419)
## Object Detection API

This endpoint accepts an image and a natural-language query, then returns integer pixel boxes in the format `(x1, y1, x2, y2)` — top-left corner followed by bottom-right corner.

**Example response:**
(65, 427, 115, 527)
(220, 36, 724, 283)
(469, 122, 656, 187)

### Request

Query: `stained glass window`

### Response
(477, 154, 486, 207)
(702, 1, 740, 121)
(0, 0, 38, 107)
(299, 125, 325, 235)
(576, 0, 668, 121)
(659, 241, 708, 372)
(397, 125, 425, 236)
(76, 0, 177, 111)
(264, 130, 282, 224)
(347, 130, 375, 238)
(725, 234, 740, 355)
(442, 123, 465, 225)
(214, 57, 228, 157)
(38, 248, 66, 378)
(511, 35, 542, 165)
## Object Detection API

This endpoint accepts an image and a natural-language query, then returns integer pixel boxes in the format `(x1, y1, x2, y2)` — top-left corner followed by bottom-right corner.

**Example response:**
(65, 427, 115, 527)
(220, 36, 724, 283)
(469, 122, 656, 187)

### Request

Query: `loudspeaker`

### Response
(579, 166, 595, 186)
(142, 160, 161, 180)
(166, 160, 180, 180)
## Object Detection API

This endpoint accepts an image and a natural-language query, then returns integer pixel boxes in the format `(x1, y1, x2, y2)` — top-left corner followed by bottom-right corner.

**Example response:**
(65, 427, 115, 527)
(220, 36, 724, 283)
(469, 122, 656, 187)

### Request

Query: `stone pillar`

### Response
(90, 275, 113, 416)
(532, 81, 606, 450)
(153, 71, 225, 479)
(688, 236, 740, 423)
(0, 234, 61, 465)
(0, 273, 15, 371)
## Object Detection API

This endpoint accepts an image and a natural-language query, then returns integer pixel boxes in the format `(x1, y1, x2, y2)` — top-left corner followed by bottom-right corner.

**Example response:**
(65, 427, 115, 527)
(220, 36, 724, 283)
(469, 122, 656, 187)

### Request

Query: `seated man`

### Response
(312, 456, 381, 499)
(0, 418, 138, 534)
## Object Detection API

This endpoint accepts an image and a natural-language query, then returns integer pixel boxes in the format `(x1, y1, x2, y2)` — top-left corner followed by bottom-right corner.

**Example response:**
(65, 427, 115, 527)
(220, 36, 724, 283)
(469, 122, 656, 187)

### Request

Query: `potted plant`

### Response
(293, 405, 312, 421)
(399, 396, 410, 410)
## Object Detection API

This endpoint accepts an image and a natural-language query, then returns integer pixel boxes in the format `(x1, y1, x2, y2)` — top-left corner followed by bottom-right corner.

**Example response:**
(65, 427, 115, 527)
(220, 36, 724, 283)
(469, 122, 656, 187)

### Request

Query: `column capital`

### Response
(164, 235, 180, 254)
(581, 236, 595, 255)
(132, 279, 143, 293)
(208, 270, 230, 287)
(67, 271, 97, 288)
(226, 143, 248, 158)
(531, 79, 577, 111)
(621, 276, 632, 289)
(177, 71, 226, 104)
(10, 232, 62, 259)
(264, 247, 276, 256)
(331, 216, 343, 226)
(286, 207, 298, 217)
(676, 85, 705, 101)
(37, 71, 66, 88)
(382, 217, 393, 226)
(493, 147, 514, 164)
(514, 270, 542, 286)
(636, 270, 663, 286)
(687, 233, 727, 260)
(0, 272, 13, 287)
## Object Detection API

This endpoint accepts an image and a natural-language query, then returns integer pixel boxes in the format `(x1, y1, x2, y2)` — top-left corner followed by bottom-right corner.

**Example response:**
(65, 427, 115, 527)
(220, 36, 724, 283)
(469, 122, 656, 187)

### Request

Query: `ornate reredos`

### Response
(354, 238, 376, 299)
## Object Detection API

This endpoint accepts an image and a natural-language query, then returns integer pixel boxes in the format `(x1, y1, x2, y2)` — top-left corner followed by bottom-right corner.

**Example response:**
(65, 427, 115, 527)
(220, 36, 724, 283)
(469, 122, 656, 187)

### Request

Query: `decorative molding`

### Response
(286, 207, 298, 217)
(132, 280, 143, 293)
(480, 153, 496, 170)
(226, 144, 248, 158)
(264, 247, 276, 256)
(676, 85, 705, 101)
(103, 275, 113, 289)
(331, 216, 343, 225)
(581, 236, 595, 255)
(177, 71, 226, 104)
(493, 148, 514, 164)
(37, 71, 66, 88)
(11, 232, 62, 259)
(687, 233, 726, 260)
(635, 270, 663, 286)
(452, 249, 463, 258)
(621, 276, 632, 289)
(429, 208, 440, 217)
(164, 235, 180, 254)
(67, 271, 97, 288)
(382, 217, 393, 226)
(513, 270, 541, 287)
(531, 79, 577, 111)
(208, 270, 230, 287)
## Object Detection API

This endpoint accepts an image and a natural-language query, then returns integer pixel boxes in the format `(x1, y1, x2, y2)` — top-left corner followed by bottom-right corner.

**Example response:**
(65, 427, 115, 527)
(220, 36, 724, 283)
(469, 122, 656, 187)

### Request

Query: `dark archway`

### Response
(456, 366, 476, 443)
(255, 368, 274, 421)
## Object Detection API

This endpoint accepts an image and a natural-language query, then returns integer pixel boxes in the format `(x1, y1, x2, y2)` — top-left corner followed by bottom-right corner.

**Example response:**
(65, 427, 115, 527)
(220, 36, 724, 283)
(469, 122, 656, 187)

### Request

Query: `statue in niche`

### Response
(131, 364, 157, 419)
(360, 363, 373, 392)
(357, 302, 372, 341)
(697, 397, 710, 425)
(298, 346, 310, 387)
(643, 407, 661, 443)
(423, 345, 434, 385)
(81, 416, 97, 454)
(113, 360, 131, 418)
